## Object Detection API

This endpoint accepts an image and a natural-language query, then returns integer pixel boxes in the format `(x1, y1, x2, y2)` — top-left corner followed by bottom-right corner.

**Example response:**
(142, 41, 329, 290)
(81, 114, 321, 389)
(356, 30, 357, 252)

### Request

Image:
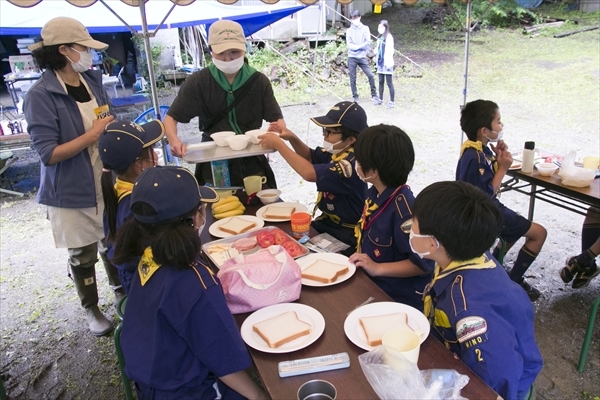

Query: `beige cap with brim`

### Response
(28, 17, 108, 52)
(208, 20, 247, 54)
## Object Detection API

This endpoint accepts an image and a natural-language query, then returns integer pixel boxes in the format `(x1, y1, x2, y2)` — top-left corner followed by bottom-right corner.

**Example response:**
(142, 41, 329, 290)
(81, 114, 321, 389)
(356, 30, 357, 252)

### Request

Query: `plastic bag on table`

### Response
(358, 346, 469, 400)
(558, 151, 596, 187)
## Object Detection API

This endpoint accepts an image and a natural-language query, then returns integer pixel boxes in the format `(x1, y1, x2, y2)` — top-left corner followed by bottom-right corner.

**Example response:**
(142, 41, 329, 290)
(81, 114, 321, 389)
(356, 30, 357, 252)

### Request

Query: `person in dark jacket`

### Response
(23, 17, 122, 336)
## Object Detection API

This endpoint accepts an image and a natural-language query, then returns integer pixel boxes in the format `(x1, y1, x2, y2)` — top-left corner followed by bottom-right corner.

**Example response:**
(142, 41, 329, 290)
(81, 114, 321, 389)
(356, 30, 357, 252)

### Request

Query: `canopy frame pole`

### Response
(460, 0, 473, 146)
(98, 0, 137, 36)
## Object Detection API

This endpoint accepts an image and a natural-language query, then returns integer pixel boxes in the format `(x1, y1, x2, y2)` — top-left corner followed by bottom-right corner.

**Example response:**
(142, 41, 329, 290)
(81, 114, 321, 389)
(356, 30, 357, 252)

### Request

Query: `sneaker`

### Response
(519, 278, 541, 301)
(372, 96, 380, 103)
(387, 101, 395, 109)
(353, 97, 360, 103)
(572, 264, 599, 289)
(560, 256, 584, 283)
(374, 98, 383, 106)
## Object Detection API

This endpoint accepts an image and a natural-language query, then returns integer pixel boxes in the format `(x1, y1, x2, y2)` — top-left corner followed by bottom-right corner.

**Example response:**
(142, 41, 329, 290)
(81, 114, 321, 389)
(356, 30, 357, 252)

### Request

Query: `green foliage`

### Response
(130, 36, 163, 81)
(443, 0, 539, 30)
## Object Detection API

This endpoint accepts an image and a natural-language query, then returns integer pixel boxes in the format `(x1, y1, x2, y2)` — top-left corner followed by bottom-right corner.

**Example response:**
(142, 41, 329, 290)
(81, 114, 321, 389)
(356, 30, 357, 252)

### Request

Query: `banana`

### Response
(212, 200, 245, 215)
(213, 208, 245, 219)
(213, 195, 239, 208)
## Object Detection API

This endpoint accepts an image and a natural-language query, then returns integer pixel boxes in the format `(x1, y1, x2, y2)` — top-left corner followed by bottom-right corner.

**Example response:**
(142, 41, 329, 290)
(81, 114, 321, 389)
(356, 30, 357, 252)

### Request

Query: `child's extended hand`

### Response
(278, 127, 296, 141)
(258, 132, 284, 150)
(267, 121, 282, 134)
(349, 252, 378, 276)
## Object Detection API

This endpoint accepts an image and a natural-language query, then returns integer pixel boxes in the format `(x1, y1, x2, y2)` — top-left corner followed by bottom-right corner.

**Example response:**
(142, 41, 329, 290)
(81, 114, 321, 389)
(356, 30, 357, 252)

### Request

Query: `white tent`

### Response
(0, 0, 307, 116)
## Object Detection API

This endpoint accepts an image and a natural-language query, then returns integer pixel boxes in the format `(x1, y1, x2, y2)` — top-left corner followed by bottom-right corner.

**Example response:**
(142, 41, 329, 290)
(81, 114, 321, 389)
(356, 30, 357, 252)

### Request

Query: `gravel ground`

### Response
(1, 5, 599, 399)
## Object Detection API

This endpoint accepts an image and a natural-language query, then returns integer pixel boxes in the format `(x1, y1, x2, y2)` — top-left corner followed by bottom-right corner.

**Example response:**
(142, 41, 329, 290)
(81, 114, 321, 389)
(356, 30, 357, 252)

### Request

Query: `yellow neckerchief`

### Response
(354, 198, 379, 253)
(114, 177, 134, 202)
(138, 247, 161, 286)
(460, 140, 498, 173)
(312, 147, 352, 217)
(423, 255, 496, 320)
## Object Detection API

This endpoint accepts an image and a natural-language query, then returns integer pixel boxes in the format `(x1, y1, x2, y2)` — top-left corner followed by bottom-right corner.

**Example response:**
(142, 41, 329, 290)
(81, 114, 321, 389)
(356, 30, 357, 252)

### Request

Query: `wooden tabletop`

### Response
(506, 168, 600, 207)
(202, 192, 500, 400)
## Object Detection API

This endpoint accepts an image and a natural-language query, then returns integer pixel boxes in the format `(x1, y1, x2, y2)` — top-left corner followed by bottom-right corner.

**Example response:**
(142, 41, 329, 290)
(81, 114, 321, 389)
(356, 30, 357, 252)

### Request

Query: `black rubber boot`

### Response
(99, 244, 126, 304)
(70, 264, 113, 336)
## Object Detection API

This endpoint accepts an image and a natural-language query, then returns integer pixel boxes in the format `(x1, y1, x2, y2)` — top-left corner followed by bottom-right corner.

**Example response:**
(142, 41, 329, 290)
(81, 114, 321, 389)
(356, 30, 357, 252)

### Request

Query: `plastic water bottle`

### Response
(522, 141, 535, 174)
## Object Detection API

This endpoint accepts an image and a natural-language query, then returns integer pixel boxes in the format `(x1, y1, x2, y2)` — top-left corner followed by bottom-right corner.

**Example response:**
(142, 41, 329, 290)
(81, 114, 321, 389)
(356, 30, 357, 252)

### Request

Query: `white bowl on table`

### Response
(225, 135, 251, 151)
(245, 129, 268, 144)
(256, 189, 282, 205)
(535, 162, 558, 177)
(210, 131, 235, 147)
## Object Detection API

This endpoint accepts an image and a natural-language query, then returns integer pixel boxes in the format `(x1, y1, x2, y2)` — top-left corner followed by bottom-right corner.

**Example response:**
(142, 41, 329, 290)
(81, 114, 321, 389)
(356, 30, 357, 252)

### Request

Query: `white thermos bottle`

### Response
(521, 141, 535, 174)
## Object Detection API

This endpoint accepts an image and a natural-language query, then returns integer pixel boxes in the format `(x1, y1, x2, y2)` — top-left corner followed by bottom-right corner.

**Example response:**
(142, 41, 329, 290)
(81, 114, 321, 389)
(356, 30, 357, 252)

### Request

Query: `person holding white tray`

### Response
(164, 20, 286, 189)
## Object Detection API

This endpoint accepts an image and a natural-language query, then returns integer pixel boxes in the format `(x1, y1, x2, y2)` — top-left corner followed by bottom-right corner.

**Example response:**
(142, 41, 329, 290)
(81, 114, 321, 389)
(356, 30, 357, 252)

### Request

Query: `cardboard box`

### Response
(9, 55, 36, 73)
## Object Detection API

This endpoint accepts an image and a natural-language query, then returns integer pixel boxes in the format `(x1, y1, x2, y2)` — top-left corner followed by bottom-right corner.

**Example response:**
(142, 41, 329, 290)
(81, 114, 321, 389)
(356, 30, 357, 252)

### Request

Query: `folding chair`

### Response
(578, 297, 600, 372)
(0, 151, 24, 197)
(114, 296, 134, 399)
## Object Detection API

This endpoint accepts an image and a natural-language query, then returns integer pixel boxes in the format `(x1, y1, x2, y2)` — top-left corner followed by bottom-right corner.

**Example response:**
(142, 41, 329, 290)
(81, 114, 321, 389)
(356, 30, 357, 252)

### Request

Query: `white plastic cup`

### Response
(382, 329, 421, 364)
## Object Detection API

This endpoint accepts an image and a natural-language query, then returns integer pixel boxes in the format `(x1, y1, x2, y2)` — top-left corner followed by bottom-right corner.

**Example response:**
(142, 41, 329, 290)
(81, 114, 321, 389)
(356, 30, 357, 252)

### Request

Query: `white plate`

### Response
(240, 303, 325, 354)
(509, 162, 522, 170)
(296, 253, 356, 287)
(208, 216, 264, 238)
(343, 302, 430, 351)
(255, 202, 309, 222)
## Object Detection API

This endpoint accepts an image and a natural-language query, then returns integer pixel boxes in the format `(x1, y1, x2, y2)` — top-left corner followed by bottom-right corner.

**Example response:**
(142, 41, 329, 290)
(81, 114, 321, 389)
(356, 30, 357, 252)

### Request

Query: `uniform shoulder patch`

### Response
(337, 159, 353, 178)
(456, 316, 487, 343)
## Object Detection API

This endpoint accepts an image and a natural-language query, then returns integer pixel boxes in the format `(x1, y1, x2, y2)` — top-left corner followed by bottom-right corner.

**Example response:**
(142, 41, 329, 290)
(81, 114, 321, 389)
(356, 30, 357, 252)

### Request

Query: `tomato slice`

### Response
(271, 228, 288, 245)
(280, 239, 303, 258)
(256, 231, 275, 248)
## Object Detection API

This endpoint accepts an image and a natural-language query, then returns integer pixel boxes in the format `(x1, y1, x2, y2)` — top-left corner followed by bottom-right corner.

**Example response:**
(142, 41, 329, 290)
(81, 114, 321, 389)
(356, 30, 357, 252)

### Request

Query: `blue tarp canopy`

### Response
(0, 0, 306, 36)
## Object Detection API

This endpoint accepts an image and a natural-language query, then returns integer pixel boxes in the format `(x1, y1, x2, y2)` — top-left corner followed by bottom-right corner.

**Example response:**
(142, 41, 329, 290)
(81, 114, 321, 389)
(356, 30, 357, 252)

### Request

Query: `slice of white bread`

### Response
(252, 311, 312, 348)
(263, 205, 296, 220)
(301, 260, 350, 284)
(359, 312, 413, 346)
(218, 217, 257, 235)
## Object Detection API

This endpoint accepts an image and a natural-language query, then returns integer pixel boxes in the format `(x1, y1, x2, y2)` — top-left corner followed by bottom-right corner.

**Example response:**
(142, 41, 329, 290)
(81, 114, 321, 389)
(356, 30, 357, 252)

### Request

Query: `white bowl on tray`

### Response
(225, 135, 251, 151)
(245, 129, 269, 144)
(210, 131, 236, 147)
(535, 162, 558, 177)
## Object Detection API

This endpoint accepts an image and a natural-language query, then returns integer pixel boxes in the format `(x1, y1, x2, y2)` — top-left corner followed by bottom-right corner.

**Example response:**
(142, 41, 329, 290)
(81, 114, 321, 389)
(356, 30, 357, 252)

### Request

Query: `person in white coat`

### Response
(374, 20, 396, 109)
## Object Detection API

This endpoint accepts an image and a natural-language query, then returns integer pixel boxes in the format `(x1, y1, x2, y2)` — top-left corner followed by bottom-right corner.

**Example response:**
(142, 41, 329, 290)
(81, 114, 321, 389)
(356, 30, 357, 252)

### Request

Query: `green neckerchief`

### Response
(208, 63, 257, 135)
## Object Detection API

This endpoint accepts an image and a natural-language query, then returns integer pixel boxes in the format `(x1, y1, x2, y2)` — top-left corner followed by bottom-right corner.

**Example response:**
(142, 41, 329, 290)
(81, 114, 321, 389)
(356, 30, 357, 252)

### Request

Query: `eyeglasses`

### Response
(70, 46, 91, 54)
(322, 127, 342, 137)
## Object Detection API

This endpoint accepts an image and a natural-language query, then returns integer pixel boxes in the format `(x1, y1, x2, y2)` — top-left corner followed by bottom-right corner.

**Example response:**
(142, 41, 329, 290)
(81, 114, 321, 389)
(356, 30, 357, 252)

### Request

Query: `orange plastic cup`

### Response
(290, 212, 311, 239)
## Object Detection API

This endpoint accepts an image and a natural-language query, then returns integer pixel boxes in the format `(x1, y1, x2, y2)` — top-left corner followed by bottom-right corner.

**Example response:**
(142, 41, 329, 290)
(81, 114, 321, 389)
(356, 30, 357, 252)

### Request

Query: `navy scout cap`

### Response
(99, 120, 164, 172)
(310, 101, 368, 133)
(132, 166, 219, 224)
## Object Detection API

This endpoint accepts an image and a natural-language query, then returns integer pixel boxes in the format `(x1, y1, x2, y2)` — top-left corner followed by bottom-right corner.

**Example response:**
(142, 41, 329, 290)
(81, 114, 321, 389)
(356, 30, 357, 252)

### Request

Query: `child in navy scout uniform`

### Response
(348, 125, 433, 310)
(456, 99, 547, 301)
(98, 120, 164, 294)
(259, 102, 368, 253)
(411, 181, 543, 400)
(112, 167, 266, 399)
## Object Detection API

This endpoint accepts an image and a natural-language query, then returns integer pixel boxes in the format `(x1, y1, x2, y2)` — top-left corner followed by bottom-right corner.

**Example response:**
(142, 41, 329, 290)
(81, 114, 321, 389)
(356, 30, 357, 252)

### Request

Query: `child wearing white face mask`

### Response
(258, 101, 368, 254)
(456, 99, 547, 301)
(348, 124, 434, 311)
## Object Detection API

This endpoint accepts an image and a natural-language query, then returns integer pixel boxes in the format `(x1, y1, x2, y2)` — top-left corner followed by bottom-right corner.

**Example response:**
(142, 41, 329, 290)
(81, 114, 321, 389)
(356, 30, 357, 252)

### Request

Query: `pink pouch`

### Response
(216, 245, 302, 314)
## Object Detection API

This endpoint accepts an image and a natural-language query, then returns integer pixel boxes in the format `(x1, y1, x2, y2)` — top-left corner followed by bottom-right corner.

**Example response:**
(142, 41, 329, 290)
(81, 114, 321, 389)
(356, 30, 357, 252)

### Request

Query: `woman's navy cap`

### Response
(131, 166, 218, 224)
(99, 120, 164, 171)
(310, 101, 368, 133)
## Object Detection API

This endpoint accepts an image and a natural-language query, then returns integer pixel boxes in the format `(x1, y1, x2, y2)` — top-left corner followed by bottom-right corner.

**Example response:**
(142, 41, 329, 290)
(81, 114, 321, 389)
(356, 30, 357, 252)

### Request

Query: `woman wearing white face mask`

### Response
(24, 17, 121, 337)
(258, 101, 368, 254)
(374, 20, 396, 109)
(164, 20, 286, 189)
